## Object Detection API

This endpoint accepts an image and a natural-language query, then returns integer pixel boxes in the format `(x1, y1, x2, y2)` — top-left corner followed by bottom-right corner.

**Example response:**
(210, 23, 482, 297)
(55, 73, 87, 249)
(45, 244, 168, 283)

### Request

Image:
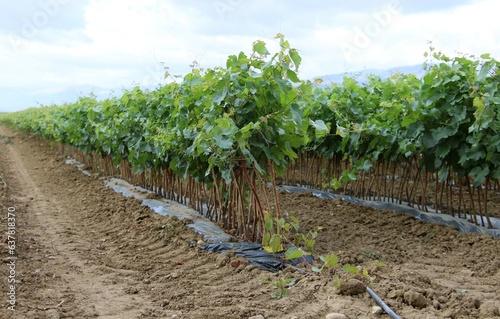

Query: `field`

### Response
(1, 126, 499, 319)
(1, 37, 500, 318)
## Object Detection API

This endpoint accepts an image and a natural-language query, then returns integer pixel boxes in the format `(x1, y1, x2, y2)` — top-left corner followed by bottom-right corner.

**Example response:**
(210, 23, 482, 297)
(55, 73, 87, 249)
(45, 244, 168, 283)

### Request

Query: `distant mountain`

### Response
(1, 64, 427, 113)
(0, 84, 159, 113)
(0, 86, 110, 113)
(314, 64, 425, 85)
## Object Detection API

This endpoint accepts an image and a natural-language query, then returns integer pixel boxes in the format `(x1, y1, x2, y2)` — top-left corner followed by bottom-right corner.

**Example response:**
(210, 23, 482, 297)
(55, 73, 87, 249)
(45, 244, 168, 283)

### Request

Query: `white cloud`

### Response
(1, 0, 499, 111)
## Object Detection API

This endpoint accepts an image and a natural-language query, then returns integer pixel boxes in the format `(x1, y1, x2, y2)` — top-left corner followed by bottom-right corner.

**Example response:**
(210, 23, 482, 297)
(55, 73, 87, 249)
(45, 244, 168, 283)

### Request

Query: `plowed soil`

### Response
(0, 125, 499, 319)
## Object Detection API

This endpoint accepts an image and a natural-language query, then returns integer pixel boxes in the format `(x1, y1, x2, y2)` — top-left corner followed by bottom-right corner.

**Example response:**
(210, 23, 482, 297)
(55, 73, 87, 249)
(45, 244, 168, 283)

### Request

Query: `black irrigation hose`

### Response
(366, 287, 401, 319)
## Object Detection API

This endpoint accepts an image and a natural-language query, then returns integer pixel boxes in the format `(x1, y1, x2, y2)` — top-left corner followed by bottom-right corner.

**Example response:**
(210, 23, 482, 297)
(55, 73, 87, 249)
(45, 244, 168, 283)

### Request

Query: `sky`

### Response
(1, 0, 499, 112)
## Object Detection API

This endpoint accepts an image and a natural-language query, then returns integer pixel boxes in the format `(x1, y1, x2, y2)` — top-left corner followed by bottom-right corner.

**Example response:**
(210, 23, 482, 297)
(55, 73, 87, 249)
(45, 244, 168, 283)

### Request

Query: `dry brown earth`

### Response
(0, 126, 499, 319)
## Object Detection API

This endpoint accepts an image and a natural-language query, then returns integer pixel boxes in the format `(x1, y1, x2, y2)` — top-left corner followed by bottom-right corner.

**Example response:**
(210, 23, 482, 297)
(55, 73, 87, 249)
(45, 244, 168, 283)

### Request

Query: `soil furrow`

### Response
(0, 126, 499, 319)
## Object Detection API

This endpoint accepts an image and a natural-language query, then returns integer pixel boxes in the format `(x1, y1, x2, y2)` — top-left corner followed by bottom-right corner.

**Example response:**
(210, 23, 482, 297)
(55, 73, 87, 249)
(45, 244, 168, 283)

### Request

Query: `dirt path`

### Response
(0, 126, 318, 319)
(0, 127, 160, 318)
(0, 125, 499, 319)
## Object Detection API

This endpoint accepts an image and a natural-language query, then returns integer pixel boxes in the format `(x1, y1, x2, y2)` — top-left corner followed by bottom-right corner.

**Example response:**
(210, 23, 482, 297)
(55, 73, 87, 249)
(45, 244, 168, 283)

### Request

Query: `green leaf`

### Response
(490, 168, 500, 180)
(221, 169, 232, 184)
(362, 268, 369, 279)
(263, 233, 270, 246)
(311, 266, 322, 273)
(342, 264, 359, 274)
(293, 233, 302, 246)
(213, 135, 233, 149)
(264, 218, 273, 231)
(290, 216, 300, 231)
(330, 179, 341, 190)
(138, 142, 152, 153)
(183, 73, 203, 88)
(320, 254, 339, 268)
(290, 103, 303, 127)
(471, 165, 489, 187)
(283, 88, 299, 105)
(213, 87, 228, 105)
(473, 96, 485, 113)
(285, 248, 304, 260)
(310, 119, 329, 139)
(306, 239, 315, 253)
(435, 143, 450, 158)
(342, 170, 357, 182)
(401, 117, 415, 128)
(359, 160, 373, 172)
(283, 223, 290, 232)
(476, 61, 492, 82)
(286, 69, 300, 83)
(432, 126, 454, 142)
(253, 40, 269, 56)
(289, 48, 302, 70)
(269, 234, 283, 252)
(438, 166, 449, 182)
(276, 218, 286, 228)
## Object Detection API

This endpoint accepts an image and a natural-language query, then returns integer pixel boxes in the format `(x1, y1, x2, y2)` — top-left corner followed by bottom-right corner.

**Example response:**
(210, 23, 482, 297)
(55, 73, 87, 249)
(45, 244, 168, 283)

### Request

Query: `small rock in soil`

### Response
(432, 299, 440, 309)
(216, 254, 229, 268)
(248, 315, 265, 319)
(337, 279, 365, 296)
(404, 289, 428, 309)
(387, 289, 402, 299)
(437, 295, 448, 304)
(325, 313, 347, 319)
(371, 306, 383, 314)
(125, 287, 139, 294)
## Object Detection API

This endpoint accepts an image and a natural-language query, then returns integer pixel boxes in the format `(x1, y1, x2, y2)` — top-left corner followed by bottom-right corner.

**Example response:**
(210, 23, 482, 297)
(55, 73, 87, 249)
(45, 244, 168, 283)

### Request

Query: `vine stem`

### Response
(240, 158, 265, 224)
(232, 170, 248, 239)
(211, 168, 223, 222)
(269, 160, 281, 219)
(484, 177, 493, 229)
(408, 157, 420, 207)
(435, 171, 439, 213)
(466, 176, 478, 225)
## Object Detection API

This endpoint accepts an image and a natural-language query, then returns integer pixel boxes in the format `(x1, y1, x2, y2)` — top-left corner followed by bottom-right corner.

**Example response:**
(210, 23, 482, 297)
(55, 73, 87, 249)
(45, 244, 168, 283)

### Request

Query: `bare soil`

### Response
(0, 125, 499, 319)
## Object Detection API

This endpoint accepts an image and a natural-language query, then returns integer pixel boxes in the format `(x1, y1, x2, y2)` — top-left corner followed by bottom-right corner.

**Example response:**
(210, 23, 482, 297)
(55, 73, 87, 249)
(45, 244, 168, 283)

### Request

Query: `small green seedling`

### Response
(312, 254, 339, 273)
(261, 277, 297, 299)
(159, 223, 174, 237)
(262, 211, 317, 256)
(342, 262, 386, 283)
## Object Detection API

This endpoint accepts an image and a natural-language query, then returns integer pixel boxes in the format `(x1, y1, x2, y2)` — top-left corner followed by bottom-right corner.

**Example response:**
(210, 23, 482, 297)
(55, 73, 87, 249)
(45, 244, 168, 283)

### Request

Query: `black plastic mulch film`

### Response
(277, 185, 500, 238)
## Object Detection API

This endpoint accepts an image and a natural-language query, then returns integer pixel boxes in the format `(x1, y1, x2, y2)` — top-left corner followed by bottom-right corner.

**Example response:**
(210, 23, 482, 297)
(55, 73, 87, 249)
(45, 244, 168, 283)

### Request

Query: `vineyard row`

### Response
(1, 35, 499, 241)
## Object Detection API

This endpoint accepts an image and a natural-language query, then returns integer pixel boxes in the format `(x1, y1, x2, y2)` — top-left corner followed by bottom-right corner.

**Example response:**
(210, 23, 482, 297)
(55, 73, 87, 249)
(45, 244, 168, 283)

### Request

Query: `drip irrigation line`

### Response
(366, 287, 401, 319)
